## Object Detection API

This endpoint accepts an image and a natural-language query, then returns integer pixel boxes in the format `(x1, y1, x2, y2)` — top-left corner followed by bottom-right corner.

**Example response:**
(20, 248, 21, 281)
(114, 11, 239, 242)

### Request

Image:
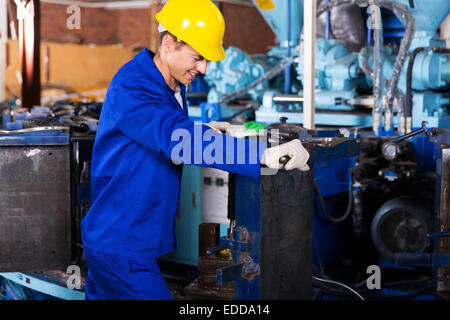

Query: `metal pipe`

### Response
(347, 96, 375, 106)
(17, 0, 41, 109)
(284, 0, 292, 94)
(303, 0, 316, 130)
(394, 89, 406, 135)
(325, 0, 331, 40)
(393, 123, 427, 143)
(0, 126, 69, 135)
(372, 5, 385, 135)
(273, 94, 304, 103)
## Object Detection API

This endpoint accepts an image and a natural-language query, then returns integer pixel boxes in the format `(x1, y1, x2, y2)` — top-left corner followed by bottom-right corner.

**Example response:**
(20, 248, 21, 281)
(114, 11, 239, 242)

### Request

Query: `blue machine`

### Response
(204, 134, 359, 299)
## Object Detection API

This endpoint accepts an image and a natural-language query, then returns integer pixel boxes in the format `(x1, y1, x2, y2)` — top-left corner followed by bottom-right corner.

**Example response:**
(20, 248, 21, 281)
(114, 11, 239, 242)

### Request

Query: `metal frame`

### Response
(0, 273, 85, 300)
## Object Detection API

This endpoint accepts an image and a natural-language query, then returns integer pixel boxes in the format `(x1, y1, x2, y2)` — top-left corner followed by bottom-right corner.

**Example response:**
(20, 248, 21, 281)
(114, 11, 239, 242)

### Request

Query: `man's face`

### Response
(166, 42, 208, 85)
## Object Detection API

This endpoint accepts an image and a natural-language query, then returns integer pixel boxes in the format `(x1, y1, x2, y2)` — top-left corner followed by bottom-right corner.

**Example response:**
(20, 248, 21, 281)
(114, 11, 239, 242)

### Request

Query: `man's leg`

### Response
(84, 247, 172, 300)
(126, 257, 173, 300)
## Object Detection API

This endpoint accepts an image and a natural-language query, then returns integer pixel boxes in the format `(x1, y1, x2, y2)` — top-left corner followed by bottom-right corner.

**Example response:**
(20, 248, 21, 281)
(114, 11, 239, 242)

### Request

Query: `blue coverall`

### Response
(81, 49, 266, 299)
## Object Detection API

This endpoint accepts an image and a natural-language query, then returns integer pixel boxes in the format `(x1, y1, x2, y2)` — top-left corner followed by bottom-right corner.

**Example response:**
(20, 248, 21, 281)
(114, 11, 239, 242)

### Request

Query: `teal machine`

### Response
(203, 0, 450, 134)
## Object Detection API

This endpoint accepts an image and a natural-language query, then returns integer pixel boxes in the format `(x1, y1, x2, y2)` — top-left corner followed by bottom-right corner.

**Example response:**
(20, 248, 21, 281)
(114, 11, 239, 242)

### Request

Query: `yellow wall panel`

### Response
(3, 40, 135, 101)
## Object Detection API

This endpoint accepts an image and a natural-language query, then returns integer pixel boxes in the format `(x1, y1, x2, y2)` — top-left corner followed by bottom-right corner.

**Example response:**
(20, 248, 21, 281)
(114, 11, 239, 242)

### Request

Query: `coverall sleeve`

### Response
(111, 82, 266, 178)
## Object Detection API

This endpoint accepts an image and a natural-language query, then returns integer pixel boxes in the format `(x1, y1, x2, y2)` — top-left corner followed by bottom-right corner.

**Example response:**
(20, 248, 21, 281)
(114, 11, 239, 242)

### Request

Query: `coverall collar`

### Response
(136, 48, 186, 95)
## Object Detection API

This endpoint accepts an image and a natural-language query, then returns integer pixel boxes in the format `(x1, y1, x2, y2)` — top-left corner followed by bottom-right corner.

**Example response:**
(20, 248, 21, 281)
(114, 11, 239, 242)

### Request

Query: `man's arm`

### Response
(111, 85, 265, 178)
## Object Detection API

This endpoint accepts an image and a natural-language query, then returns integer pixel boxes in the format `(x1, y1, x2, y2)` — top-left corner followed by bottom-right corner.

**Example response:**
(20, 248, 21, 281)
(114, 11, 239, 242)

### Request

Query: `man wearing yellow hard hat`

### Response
(81, 0, 309, 300)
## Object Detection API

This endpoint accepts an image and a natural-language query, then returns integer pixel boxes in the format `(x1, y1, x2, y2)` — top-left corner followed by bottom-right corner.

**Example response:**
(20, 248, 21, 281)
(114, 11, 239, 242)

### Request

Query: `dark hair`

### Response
(158, 31, 186, 49)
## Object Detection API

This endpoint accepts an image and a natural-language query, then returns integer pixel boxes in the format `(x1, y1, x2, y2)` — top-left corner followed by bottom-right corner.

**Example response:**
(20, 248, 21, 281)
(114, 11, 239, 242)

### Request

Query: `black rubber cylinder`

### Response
(371, 196, 432, 262)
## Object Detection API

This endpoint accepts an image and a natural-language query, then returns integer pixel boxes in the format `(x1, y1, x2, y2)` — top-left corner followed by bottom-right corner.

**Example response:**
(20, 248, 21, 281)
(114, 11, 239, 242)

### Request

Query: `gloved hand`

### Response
(204, 121, 231, 133)
(261, 139, 310, 171)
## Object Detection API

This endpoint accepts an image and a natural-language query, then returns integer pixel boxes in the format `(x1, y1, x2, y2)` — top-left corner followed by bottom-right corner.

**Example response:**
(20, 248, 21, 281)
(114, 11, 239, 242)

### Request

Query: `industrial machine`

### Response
(204, 129, 360, 299)
(0, 101, 98, 300)
(204, 0, 450, 132)
(193, 0, 450, 300)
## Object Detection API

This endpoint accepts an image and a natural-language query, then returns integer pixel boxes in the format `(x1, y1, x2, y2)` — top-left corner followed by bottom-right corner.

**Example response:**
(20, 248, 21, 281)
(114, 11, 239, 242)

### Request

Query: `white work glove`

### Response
(261, 139, 310, 171)
(204, 121, 231, 133)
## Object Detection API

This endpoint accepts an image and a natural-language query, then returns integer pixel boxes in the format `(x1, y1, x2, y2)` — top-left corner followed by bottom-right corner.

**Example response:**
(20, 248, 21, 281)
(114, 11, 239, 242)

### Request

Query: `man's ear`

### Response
(162, 34, 176, 53)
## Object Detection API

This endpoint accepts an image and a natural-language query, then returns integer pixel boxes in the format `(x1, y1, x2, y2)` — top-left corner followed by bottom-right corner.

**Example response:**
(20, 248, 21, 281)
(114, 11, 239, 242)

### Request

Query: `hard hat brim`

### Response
(198, 46, 226, 62)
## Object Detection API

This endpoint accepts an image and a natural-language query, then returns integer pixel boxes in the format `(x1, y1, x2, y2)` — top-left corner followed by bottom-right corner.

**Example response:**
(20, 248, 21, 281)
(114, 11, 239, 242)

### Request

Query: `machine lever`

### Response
(427, 228, 450, 238)
(394, 121, 432, 143)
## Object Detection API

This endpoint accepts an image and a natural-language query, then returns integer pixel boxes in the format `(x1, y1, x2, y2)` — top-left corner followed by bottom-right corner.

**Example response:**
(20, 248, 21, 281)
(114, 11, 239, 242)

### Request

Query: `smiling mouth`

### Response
(187, 71, 197, 80)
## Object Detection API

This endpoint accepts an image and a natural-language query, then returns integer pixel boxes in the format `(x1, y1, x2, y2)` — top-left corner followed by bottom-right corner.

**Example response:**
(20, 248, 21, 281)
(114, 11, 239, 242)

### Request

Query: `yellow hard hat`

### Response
(155, 0, 226, 61)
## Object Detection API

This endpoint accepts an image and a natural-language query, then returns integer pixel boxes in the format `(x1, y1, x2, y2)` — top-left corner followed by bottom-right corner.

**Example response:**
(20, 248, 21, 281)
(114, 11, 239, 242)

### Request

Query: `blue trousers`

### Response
(84, 247, 172, 300)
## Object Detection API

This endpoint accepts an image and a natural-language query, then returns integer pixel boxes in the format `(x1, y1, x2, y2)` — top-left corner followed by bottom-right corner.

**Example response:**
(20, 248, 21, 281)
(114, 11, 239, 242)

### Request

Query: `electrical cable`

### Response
(314, 280, 433, 299)
(313, 179, 353, 223)
(312, 266, 358, 298)
(313, 268, 434, 300)
(313, 279, 359, 298)
(313, 193, 332, 225)
(312, 265, 364, 298)
(312, 275, 365, 300)
(312, 259, 434, 299)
